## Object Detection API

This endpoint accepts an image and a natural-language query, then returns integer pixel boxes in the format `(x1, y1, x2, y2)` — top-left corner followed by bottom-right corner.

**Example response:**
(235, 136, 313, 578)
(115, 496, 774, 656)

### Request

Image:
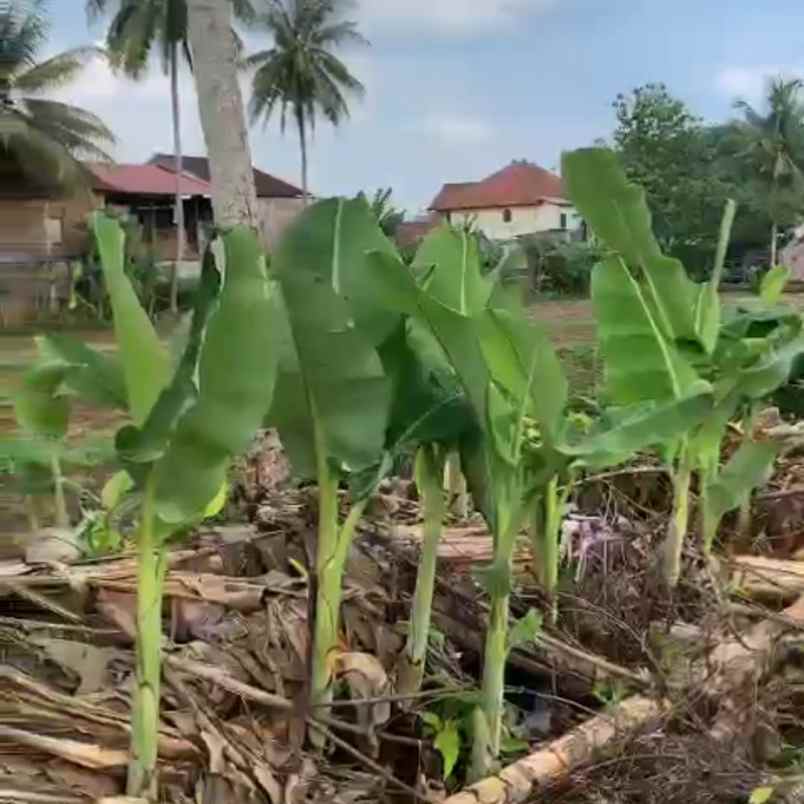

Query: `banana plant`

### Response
(11, 333, 127, 530)
(695, 265, 802, 553)
(33, 214, 279, 799)
(266, 198, 402, 716)
(565, 148, 804, 585)
(367, 230, 712, 780)
(383, 227, 488, 695)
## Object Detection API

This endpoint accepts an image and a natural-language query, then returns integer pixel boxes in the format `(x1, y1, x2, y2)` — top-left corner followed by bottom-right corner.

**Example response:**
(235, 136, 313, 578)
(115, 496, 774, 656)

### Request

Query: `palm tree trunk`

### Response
(170, 43, 183, 314)
(771, 221, 778, 266)
(186, 0, 258, 229)
(297, 109, 309, 206)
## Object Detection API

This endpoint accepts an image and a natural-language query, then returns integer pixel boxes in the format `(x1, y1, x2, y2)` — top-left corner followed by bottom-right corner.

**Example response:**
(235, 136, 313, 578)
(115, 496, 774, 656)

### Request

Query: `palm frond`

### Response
(246, 0, 366, 137)
(85, 0, 114, 21)
(106, 0, 158, 78)
(314, 20, 368, 48)
(22, 97, 116, 152)
(1, 110, 96, 192)
(15, 46, 104, 92)
(0, 0, 48, 77)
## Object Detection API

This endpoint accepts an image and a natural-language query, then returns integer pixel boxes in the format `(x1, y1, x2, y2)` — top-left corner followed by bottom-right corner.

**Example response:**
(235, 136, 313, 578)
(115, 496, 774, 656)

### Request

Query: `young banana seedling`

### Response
(367, 225, 711, 780)
(565, 149, 804, 585)
(267, 197, 403, 717)
(26, 214, 279, 799)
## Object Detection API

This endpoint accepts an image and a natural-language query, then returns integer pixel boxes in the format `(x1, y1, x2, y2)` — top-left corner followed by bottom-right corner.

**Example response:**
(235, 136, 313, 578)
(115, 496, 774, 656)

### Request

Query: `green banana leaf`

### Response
(760, 266, 791, 305)
(152, 227, 279, 524)
(564, 148, 713, 351)
(115, 248, 222, 464)
(93, 213, 171, 425)
(562, 393, 713, 465)
(477, 308, 567, 449)
(38, 334, 127, 410)
(562, 148, 661, 268)
(267, 201, 394, 486)
(14, 361, 71, 439)
(413, 225, 493, 315)
(367, 250, 490, 438)
(591, 256, 706, 405)
(704, 441, 779, 523)
(275, 196, 400, 347)
(381, 317, 474, 451)
(737, 336, 804, 399)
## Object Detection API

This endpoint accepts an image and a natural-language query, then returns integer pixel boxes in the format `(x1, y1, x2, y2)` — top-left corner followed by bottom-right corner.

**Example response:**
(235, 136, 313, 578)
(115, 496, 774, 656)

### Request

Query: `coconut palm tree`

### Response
(732, 76, 804, 265)
(0, 0, 114, 190)
(246, 0, 368, 204)
(187, 0, 258, 228)
(86, 0, 255, 311)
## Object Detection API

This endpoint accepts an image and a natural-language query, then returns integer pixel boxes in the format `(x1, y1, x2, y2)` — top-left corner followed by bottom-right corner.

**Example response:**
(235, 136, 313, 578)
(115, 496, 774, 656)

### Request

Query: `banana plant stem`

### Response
(50, 454, 68, 529)
(662, 445, 692, 589)
(398, 446, 446, 695)
(470, 589, 509, 782)
(127, 477, 168, 800)
(700, 482, 720, 556)
(310, 463, 369, 713)
(737, 403, 758, 542)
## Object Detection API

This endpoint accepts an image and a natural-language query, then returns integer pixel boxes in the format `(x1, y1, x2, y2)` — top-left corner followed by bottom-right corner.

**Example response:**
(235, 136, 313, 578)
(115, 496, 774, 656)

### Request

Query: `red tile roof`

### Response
(87, 163, 211, 197)
(395, 213, 440, 248)
(148, 153, 303, 199)
(429, 160, 566, 212)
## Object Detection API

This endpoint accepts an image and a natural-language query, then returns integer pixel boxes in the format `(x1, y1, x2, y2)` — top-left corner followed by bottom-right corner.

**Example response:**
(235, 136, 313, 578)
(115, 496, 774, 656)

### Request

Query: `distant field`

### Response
(2, 291, 803, 433)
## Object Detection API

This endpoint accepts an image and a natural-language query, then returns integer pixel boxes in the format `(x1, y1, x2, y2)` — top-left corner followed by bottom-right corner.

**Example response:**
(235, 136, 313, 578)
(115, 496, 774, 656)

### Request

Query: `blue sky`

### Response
(49, 0, 804, 213)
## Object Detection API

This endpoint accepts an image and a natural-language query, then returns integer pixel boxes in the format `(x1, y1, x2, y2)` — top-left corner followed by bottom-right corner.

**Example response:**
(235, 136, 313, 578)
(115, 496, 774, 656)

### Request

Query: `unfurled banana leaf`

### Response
(115, 248, 222, 466)
(38, 334, 127, 410)
(704, 441, 779, 524)
(564, 148, 715, 352)
(760, 265, 791, 305)
(92, 213, 171, 425)
(591, 257, 707, 405)
(381, 317, 472, 451)
(268, 202, 396, 479)
(153, 228, 278, 524)
(277, 197, 400, 347)
(563, 394, 713, 466)
(267, 199, 399, 719)
(14, 361, 71, 439)
(562, 148, 661, 268)
(413, 225, 493, 315)
(478, 308, 567, 449)
(736, 336, 804, 400)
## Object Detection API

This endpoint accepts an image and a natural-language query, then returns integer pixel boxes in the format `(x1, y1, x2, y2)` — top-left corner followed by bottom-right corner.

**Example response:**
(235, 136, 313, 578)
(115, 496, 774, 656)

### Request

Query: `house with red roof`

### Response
(0, 152, 303, 323)
(428, 160, 581, 241)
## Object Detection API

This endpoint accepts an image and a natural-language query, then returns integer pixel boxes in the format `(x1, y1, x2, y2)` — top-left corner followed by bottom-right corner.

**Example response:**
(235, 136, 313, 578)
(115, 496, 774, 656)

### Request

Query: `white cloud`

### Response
(358, 0, 556, 35)
(715, 65, 803, 104)
(416, 115, 494, 145)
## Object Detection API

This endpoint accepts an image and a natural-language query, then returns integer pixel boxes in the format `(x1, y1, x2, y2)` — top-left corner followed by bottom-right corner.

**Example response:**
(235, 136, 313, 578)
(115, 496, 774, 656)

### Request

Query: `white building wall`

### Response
(445, 202, 580, 240)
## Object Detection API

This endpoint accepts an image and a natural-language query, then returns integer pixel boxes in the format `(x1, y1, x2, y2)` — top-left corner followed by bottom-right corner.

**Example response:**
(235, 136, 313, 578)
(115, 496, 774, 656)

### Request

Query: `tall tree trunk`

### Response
(170, 42, 183, 314)
(297, 109, 309, 206)
(186, 0, 258, 229)
(771, 221, 778, 266)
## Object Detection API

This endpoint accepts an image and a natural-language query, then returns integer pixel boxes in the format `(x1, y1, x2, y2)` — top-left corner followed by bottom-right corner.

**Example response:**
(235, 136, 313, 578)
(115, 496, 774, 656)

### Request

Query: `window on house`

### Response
(445, 211, 452, 223)
(502, 208, 512, 223)
(559, 212, 568, 230)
